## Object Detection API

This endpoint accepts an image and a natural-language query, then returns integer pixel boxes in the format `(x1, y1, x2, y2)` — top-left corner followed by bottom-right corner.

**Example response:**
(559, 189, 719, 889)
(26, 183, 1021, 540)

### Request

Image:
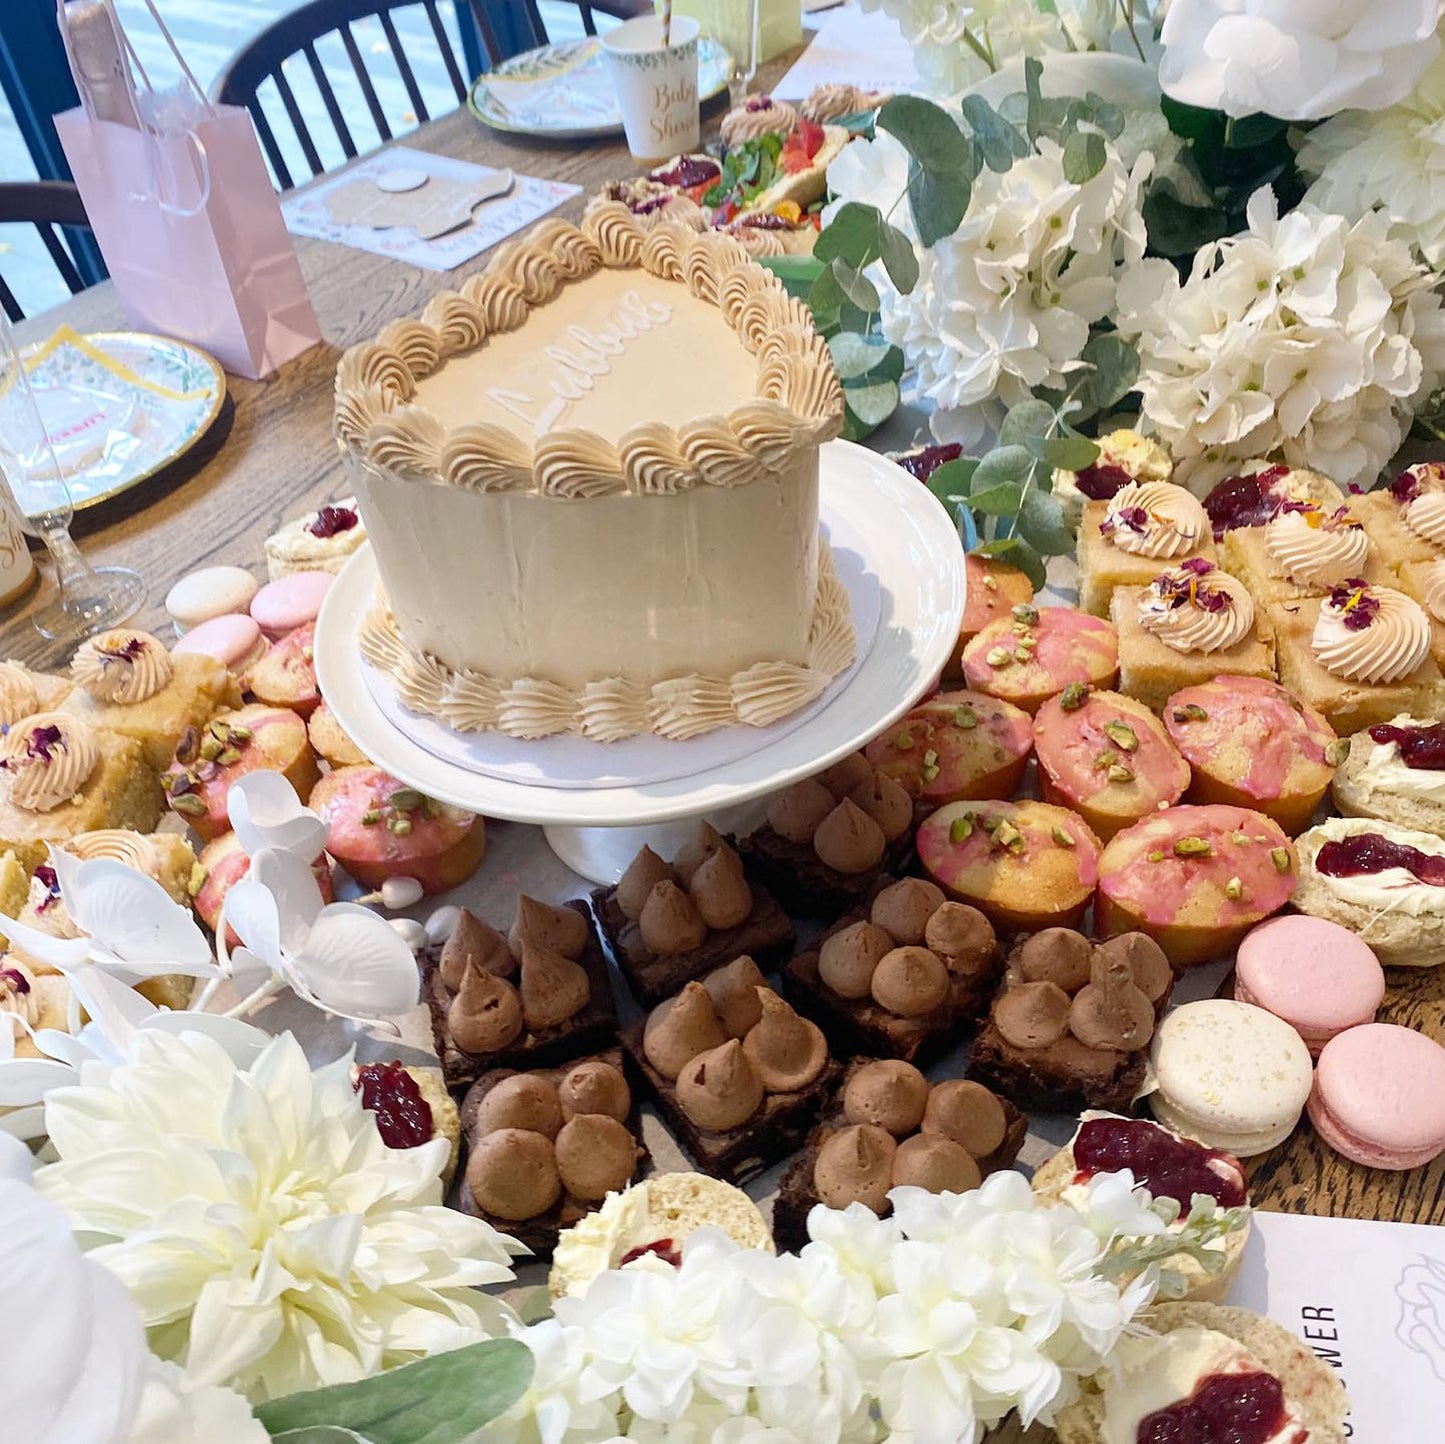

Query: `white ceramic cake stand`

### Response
(314, 440, 965, 882)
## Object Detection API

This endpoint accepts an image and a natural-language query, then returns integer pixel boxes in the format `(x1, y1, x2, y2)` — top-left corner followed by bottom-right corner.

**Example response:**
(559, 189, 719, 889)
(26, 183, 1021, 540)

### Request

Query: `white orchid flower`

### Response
(226, 770, 330, 862)
(219, 847, 419, 1029)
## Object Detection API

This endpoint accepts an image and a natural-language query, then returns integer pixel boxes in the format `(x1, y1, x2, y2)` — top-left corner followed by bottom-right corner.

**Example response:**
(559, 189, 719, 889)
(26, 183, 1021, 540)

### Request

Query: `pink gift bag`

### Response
(54, 0, 319, 379)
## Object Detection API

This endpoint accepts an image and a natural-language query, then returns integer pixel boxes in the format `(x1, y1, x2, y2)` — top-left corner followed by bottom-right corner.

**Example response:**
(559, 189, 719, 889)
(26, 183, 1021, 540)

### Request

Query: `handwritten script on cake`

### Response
(487, 289, 673, 436)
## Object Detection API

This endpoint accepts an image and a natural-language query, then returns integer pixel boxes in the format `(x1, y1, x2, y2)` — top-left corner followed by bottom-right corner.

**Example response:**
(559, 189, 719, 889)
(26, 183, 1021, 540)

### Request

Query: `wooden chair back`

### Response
(0, 181, 92, 323)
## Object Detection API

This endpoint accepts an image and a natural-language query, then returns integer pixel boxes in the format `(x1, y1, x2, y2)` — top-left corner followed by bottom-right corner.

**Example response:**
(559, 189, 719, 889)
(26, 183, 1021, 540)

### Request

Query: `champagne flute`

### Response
(0, 312, 144, 644)
(699, 0, 762, 111)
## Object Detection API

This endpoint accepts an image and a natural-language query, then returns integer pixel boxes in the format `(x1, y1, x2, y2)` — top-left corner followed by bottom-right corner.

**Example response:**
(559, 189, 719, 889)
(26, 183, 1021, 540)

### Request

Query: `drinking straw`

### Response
(662, 0, 672, 46)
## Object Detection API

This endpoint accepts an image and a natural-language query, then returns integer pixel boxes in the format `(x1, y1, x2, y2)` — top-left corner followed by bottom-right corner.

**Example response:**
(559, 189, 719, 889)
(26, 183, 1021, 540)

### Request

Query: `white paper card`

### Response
(772, 5, 922, 100)
(1232, 1210, 1445, 1440)
(282, 146, 582, 272)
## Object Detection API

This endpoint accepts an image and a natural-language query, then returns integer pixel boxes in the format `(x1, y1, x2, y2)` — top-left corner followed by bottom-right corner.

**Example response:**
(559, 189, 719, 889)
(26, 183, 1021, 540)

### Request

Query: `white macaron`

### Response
(1148, 999, 1312, 1158)
(165, 565, 260, 633)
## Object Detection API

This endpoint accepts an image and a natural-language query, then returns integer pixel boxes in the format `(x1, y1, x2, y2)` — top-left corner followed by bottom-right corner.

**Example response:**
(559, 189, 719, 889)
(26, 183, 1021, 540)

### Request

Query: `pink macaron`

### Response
(250, 570, 334, 639)
(173, 613, 268, 675)
(1234, 916, 1384, 1057)
(1309, 1024, 1445, 1170)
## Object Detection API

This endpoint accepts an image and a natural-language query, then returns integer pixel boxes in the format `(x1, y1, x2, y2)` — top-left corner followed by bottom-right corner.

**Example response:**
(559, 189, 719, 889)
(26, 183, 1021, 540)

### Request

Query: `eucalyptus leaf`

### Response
(1023, 56, 1044, 142)
(807, 265, 845, 333)
(877, 96, 973, 246)
(814, 202, 886, 269)
(1082, 92, 1124, 140)
(255, 1340, 533, 1444)
(1142, 182, 1235, 258)
(903, 160, 971, 248)
(971, 444, 1034, 490)
(879, 222, 920, 294)
(1016, 487, 1072, 556)
(960, 95, 1029, 173)
(828, 332, 893, 381)
(1076, 333, 1140, 415)
(842, 378, 900, 429)
(830, 256, 880, 314)
(969, 482, 1026, 516)
(1037, 435, 1099, 470)
(998, 400, 1055, 448)
(1062, 130, 1106, 184)
(926, 457, 979, 507)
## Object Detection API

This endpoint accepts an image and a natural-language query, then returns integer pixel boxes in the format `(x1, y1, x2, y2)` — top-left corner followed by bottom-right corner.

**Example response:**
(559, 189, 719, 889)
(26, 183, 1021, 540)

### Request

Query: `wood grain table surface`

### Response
(7, 48, 1443, 1230)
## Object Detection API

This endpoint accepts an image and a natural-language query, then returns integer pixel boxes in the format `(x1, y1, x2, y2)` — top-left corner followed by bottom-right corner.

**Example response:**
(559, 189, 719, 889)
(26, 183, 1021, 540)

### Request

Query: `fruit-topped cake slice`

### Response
(1032, 1112, 1251, 1303)
(1351, 460, 1445, 566)
(961, 604, 1120, 715)
(164, 704, 319, 841)
(1267, 577, 1445, 733)
(705, 118, 848, 225)
(1385, 553, 1445, 671)
(1053, 1304, 1348, 1444)
(0, 713, 158, 872)
(264, 497, 368, 579)
(62, 628, 241, 773)
(1033, 685, 1190, 841)
(1096, 803, 1297, 967)
(1052, 429, 1173, 533)
(865, 689, 1034, 806)
(1201, 460, 1345, 540)
(1222, 498, 1384, 605)
(916, 797, 1102, 932)
(1077, 479, 1216, 618)
(1293, 815, 1445, 968)
(1164, 676, 1338, 835)
(1112, 560, 1276, 714)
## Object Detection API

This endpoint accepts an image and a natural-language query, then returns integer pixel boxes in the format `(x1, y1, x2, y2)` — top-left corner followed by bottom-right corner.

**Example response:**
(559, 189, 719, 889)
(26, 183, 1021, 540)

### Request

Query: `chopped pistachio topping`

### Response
(1107, 763, 1135, 783)
(1011, 603, 1040, 626)
(387, 815, 413, 836)
(949, 816, 973, 844)
(1270, 847, 1292, 874)
(1103, 720, 1138, 752)
(1059, 682, 1090, 711)
(1171, 703, 1209, 723)
(170, 793, 206, 817)
(894, 730, 915, 750)
(1325, 738, 1350, 767)
(1232, 831, 1251, 846)
(1147, 849, 1164, 862)
(390, 788, 425, 812)
(1051, 825, 1075, 848)
(1173, 836, 1213, 858)
(1224, 876, 1244, 901)
(993, 820, 1024, 850)
(186, 863, 208, 897)
(361, 808, 383, 826)
(985, 647, 1014, 668)
(982, 572, 998, 591)
(953, 706, 978, 729)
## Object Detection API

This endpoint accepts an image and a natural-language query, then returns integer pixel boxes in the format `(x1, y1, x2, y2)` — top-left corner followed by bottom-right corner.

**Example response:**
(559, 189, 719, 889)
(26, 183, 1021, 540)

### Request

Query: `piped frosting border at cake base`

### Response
(359, 539, 856, 742)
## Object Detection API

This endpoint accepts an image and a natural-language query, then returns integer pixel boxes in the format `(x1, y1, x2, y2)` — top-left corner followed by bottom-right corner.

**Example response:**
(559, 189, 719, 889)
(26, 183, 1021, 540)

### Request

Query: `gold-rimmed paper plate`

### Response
(6, 327, 226, 512)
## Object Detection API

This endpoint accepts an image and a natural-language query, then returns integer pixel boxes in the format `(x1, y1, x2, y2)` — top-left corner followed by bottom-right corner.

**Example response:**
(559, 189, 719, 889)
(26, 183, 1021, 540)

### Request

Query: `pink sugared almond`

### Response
(1163, 676, 1337, 836)
(1096, 803, 1297, 968)
(865, 689, 1033, 805)
(164, 704, 319, 841)
(961, 605, 1118, 715)
(917, 798, 1101, 933)
(1033, 686, 1189, 842)
(311, 764, 486, 895)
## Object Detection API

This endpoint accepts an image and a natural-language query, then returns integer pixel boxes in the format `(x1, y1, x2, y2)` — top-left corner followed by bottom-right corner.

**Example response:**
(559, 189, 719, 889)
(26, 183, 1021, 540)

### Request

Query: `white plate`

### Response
(360, 511, 881, 789)
(314, 440, 965, 827)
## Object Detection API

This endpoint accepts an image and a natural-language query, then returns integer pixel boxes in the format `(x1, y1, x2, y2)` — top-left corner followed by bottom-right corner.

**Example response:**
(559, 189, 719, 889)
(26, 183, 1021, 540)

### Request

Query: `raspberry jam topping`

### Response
(355, 1061, 434, 1149)
(307, 505, 359, 539)
(1075, 460, 1134, 500)
(1073, 1117, 1246, 1214)
(649, 155, 720, 190)
(1137, 1371, 1297, 1444)
(897, 442, 964, 482)
(32, 862, 59, 913)
(619, 1238, 682, 1269)
(1317, 833, 1445, 887)
(1369, 720, 1445, 770)
(1203, 465, 1291, 538)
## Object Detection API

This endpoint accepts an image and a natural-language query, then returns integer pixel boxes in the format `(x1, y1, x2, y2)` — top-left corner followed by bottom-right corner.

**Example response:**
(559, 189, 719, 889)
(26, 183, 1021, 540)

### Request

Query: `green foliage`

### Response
(876, 95, 975, 247)
(256, 1340, 533, 1444)
(1062, 130, 1106, 184)
(702, 132, 783, 210)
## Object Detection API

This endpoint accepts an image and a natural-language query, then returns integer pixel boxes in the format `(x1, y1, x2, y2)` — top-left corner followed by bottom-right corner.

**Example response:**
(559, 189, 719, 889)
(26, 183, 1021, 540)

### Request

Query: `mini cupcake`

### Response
(864, 689, 1033, 805)
(1332, 714, 1445, 837)
(916, 798, 1101, 932)
(1096, 804, 1298, 967)
(1164, 676, 1338, 835)
(945, 555, 1036, 673)
(1033, 685, 1189, 841)
(961, 604, 1119, 715)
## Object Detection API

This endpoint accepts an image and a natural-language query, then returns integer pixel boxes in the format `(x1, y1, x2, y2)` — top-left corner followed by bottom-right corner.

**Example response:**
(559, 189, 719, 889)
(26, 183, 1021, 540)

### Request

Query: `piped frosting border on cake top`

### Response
(332, 208, 846, 497)
(358, 538, 856, 742)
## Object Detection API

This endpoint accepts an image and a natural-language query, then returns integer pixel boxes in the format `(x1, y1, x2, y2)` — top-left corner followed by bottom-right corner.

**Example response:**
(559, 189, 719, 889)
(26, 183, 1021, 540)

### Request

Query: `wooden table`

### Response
(8, 53, 1444, 1230)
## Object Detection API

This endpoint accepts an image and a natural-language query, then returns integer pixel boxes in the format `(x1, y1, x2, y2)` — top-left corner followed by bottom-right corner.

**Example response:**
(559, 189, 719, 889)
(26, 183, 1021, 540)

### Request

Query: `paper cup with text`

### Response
(601, 15, 701, 164)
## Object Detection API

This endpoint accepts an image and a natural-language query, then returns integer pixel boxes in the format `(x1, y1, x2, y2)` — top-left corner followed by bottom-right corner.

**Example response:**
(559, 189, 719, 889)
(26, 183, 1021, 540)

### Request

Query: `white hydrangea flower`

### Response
(1159, 0, 1443, 121)
(129, 1361, 266, 1444)
(35, 1030, 523, 1403)
(828, 131, 1150, 445)
(1299, 52, 1445, 269)
(1116, 185, 1445, 489)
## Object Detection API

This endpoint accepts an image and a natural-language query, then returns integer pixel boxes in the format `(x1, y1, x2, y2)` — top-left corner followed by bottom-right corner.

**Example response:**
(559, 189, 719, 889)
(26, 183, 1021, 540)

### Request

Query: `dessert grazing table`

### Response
(7, 46, 1443, 1237)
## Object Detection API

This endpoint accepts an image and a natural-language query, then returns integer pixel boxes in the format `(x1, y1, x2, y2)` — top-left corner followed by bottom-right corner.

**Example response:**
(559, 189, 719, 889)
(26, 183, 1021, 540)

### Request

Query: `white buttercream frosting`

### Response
(1355, 715, 1445, 803)
(1264, 504, 1369, 587)
(1311, 583, 1431, 683)
(1305, 816, 1445, 916)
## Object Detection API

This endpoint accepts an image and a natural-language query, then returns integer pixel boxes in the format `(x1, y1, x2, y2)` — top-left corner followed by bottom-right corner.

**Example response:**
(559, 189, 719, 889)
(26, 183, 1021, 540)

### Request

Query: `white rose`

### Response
(1159, 0, 1444, 121)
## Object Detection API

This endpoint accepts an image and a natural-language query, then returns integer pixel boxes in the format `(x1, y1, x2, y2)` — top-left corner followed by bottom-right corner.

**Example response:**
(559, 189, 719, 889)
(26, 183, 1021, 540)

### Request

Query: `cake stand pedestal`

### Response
(315, 441, 966, 883)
